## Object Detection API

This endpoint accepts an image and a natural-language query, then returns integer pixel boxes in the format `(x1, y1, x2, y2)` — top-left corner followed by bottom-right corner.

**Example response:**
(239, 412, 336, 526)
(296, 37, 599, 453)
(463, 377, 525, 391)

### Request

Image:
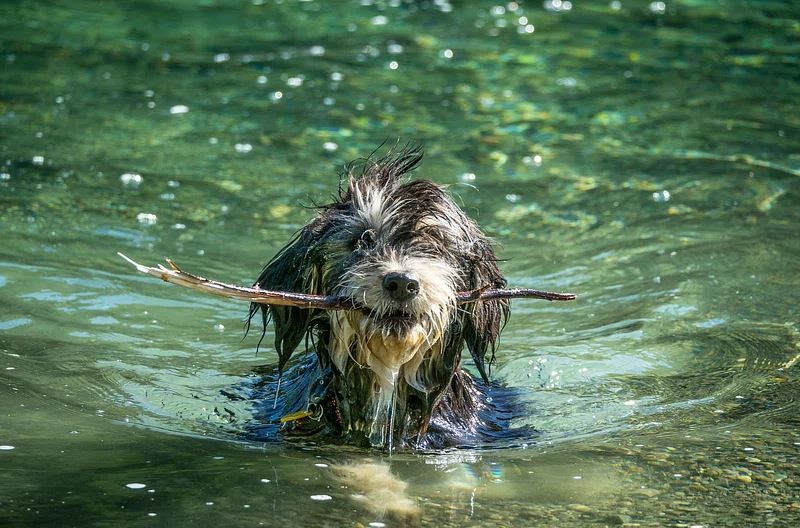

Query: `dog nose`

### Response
(382, 272, 420, 301)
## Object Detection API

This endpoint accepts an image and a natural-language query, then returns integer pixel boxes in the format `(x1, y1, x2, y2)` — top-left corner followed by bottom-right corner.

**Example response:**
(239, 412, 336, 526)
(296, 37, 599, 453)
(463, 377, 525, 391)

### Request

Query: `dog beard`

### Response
(327, 252, 458, 445)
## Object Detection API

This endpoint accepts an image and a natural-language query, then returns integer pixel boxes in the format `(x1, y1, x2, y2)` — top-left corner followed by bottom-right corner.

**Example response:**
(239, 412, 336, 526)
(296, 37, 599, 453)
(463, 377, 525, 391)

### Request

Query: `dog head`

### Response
(249, 145, 509, 446)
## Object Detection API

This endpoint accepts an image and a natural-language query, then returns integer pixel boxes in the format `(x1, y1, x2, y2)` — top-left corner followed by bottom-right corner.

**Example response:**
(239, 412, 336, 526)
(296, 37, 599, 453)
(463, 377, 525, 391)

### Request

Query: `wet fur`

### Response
(247, 145, 510, 448)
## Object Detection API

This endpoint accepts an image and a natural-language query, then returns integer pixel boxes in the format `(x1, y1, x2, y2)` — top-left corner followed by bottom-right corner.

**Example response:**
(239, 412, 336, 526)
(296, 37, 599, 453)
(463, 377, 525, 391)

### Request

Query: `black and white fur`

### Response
(247, 145, 511, 449)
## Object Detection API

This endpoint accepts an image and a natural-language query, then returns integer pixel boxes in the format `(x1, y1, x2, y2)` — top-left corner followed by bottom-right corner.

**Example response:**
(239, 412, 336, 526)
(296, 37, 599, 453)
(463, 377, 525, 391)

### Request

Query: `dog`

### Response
(245, 145, 517, 449)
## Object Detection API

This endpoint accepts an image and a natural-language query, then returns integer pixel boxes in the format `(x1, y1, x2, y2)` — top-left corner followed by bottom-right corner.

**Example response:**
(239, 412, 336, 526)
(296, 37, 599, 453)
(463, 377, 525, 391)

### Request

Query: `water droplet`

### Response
(120, 173, 143, 186)
(459, 172, 477, 182)
(136, 213, 158, 225)
(310, 495, 332, 501)
(652, 190, 671, 202)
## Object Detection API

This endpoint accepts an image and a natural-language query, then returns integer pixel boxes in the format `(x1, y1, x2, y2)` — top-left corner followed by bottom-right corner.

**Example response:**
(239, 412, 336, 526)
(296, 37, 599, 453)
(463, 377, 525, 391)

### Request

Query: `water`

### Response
(2, 0, 799, 525)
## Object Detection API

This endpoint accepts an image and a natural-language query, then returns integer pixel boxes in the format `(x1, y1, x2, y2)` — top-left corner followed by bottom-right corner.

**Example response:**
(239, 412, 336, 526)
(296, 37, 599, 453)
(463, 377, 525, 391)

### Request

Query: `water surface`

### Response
(2, 0, 799, 526)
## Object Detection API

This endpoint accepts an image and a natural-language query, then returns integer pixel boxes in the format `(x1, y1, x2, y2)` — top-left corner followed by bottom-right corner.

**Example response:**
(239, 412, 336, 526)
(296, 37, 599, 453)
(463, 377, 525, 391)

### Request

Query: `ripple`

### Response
(0, 318, 32, 330)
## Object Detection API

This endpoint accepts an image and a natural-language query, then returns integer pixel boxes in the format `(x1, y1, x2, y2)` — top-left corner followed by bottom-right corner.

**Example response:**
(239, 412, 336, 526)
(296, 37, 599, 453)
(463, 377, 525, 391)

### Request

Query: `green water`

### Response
(2, 0, 799, 525)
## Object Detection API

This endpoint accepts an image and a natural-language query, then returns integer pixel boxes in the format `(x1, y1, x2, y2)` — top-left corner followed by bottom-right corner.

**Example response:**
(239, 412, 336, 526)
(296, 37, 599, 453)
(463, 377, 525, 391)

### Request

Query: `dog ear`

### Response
(247, 227, 322, 373)
(462, 241, 510, 384)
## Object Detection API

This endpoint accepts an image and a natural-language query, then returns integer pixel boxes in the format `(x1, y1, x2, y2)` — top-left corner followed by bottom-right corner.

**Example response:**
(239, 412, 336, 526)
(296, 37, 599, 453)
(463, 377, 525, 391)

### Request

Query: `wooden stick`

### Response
(118, 253, 576, 309)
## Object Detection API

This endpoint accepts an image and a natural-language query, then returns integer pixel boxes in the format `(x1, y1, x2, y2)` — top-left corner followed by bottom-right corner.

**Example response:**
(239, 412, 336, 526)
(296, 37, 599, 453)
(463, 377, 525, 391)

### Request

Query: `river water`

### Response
(2, 1, 799, 526)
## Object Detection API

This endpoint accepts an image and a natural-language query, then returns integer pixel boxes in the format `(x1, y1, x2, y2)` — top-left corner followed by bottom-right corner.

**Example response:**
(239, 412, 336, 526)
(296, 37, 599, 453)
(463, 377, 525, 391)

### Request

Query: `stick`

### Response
(118, 253, 576, 309)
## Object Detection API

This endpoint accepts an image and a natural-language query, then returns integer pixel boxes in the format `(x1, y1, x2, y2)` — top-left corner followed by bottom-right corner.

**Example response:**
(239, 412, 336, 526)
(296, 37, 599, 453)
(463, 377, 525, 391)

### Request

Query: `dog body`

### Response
(248, 146, 510, 448)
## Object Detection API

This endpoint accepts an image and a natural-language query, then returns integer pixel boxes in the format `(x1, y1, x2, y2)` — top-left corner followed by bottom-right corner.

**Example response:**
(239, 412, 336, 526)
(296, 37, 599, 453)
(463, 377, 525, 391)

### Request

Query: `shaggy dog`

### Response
(119, 145, 574, 449)
(246, 145, 512, 449)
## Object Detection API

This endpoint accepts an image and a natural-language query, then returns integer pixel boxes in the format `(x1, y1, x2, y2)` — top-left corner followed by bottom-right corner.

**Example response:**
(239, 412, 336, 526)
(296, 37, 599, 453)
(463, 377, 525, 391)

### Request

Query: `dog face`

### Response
(249, 146, 509, 446)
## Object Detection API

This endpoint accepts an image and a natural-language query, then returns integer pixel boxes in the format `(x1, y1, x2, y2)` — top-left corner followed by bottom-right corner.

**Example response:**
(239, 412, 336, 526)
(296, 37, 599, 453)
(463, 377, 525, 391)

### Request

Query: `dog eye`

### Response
(357, 230, 376, 249)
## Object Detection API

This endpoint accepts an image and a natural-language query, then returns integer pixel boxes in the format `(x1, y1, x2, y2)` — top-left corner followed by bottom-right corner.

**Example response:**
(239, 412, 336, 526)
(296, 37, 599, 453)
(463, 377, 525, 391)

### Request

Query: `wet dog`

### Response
(246, 145, 513, 449)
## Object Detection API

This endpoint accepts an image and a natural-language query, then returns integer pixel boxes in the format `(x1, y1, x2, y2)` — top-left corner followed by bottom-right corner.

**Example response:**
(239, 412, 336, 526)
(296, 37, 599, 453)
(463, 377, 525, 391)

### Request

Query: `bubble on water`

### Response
(0, 173, 10, 181)
(371, 16, 388, 25)
(309, 45, 325, 56)
(330, 72, 343, 82)
(610, 1, 622, 10)
(160, 192, 175, 201)
(310, 494, 332, 501)
(136, 213, 158, 225)
(260, 478, 271, 483)
(234, 143, 253, 154)
(652, 190, 671, 202)
(287, 76, 303, 87)
(387, 43, 404, 54)
(213, 53, 230, 63)
(126, 483, 146, 489)
(257, 75, 267, 84)
(169, 105, 189, 115)
(0, 445, 15, 450)
(314, 463, 329, 468)
(369, 523, 386, 528)
(270, 91, 284, 102)
(214, 324, 225, 332)
(147, 513, 157, 517)
(441, 48, 454, 59)
(168, 180, 180, 188)
(32, 155, 45, 165)
(173, 223, 186, 230)
(649, 1, 666, 14)
(205, 502, 214, 506)
(459, 172, 477, 182)
(544, 0, 572, 12)
(388, 61, 399, 70)
(323, 142, 338, 152)
(120, 173, 143, 186)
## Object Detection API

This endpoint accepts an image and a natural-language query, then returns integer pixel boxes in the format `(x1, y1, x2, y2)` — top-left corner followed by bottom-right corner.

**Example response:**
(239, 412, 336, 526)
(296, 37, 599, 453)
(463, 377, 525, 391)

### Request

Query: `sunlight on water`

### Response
(1, 0, 799, 526)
